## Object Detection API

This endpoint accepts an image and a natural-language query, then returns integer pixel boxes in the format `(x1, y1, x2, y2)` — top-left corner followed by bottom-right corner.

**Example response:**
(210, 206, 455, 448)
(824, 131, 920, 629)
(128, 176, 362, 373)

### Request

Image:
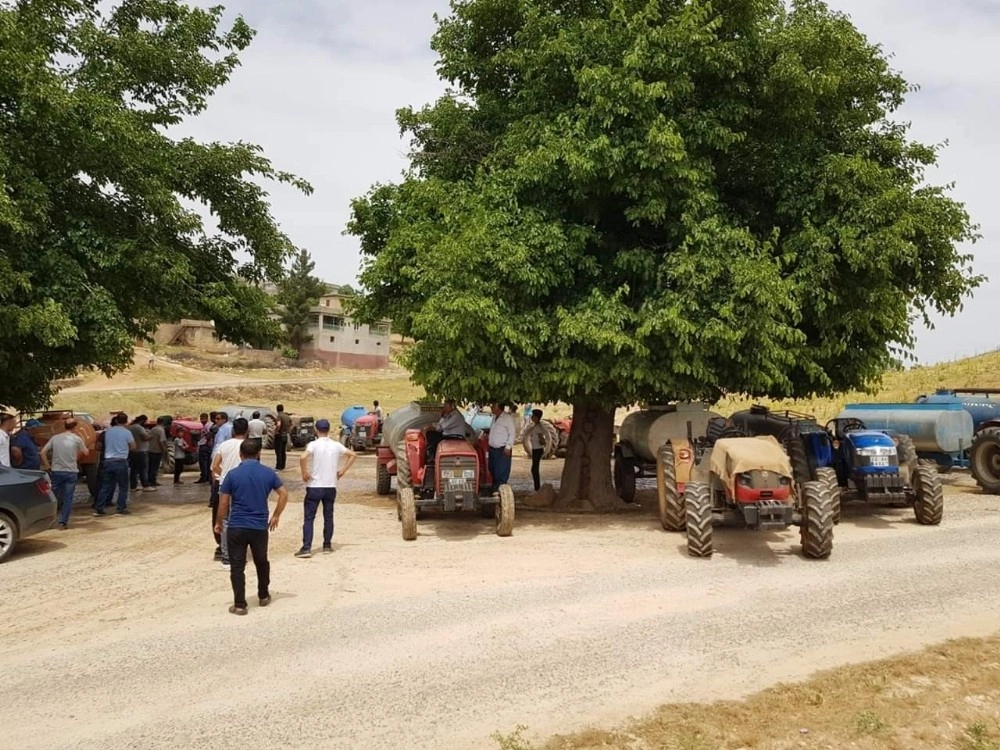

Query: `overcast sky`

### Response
(182, 0, 997, 365)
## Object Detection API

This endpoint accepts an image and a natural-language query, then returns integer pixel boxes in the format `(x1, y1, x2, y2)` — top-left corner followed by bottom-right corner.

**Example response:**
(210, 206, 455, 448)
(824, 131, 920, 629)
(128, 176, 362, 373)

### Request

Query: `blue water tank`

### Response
(464, 407, 493, 432)
(838, 402, 974, 454)
(915, 389, 1000, 432)
(340, 405, 368, 429)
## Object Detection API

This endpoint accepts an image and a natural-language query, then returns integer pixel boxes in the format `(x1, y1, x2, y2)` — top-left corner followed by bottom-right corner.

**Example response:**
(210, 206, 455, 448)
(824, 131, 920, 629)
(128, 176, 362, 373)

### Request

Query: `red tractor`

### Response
(396, 428, 514, 541)
(346, 412, 382, 452)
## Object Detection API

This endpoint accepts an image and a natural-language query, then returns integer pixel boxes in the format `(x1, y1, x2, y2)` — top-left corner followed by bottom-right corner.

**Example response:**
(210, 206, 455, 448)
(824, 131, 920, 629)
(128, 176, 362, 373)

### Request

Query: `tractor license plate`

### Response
(871, 456, 889, 467)
(359, 430, 367, 436)
(447, 478, 466, 488)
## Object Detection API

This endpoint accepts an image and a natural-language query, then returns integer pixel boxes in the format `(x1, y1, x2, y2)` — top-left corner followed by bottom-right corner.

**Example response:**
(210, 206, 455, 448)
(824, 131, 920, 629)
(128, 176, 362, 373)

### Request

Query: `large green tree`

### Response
(348, 0, 981, 508)
(0, 0, 311, 410)
(277, 249, 326, 357)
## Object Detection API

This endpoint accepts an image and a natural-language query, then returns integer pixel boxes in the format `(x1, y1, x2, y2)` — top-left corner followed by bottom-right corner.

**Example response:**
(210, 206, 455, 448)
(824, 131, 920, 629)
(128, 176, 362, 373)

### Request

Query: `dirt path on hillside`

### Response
(3, 455, 999, 749)
(62, 371, 407, 394)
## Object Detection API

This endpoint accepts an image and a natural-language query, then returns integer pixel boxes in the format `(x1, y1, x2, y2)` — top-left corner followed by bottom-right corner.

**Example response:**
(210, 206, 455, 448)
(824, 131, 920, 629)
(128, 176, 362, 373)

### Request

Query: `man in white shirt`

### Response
(372, 400, 383, 424)
(296, 418, 356, 558)
(488, 402, 517, 493)
(0, 413, 14, 468)
(211, 418, 249, 568)
(247, 411, 266, 452)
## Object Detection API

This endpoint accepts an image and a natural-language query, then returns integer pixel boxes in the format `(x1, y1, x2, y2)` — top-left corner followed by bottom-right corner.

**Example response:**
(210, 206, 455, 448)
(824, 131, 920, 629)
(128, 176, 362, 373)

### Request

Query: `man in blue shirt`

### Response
(216, 439, 288, 616)
(94, 413, 136, 515)
(12, 420, 42, 470)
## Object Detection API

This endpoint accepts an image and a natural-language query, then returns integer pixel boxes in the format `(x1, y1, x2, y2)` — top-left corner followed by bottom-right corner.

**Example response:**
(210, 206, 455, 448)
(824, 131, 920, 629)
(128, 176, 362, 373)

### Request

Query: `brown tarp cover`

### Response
(709, 436, 793, 488)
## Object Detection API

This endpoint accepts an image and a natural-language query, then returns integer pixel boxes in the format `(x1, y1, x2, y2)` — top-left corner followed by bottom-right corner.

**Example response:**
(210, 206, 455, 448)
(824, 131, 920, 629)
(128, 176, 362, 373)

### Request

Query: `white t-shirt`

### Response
(247, 419, 266, 439)
(0, 430, 10, 468)
(304, 437, 348, 488)
(216, 438, 244, 483)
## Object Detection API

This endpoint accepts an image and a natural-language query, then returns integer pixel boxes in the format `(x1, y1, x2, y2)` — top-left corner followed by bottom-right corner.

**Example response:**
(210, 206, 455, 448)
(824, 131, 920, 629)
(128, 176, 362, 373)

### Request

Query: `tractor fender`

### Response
(976, 419, 1000, 434)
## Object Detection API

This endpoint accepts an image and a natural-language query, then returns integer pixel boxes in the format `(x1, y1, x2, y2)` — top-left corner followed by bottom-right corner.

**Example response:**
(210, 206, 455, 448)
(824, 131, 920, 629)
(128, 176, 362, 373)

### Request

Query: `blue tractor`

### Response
(825, 417, 943, 525)
(914, 389, 1000, 494)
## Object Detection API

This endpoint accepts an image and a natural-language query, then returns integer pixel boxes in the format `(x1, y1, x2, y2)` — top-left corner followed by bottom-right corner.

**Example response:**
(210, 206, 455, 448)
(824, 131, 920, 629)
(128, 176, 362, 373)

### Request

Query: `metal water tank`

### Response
(618, 404, 722, 463)
(915, 389, 1000, 431)
(837, 403, 974, 454)
(340, 405, 368, 430)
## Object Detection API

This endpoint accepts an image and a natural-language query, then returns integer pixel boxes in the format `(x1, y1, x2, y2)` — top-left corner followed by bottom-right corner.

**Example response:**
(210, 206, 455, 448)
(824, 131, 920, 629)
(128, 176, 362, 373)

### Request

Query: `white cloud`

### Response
(183, 0, 995, 364)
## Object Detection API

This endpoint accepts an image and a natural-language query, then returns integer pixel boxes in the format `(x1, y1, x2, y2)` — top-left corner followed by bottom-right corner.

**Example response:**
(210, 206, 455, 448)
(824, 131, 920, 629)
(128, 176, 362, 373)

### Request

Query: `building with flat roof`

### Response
(300, 292, 391, 369)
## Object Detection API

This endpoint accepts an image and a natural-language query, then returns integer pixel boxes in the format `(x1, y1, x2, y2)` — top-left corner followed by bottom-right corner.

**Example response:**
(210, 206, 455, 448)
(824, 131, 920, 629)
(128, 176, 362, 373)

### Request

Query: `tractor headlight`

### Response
(738, 472, 752, 487)
(779, 476, 791, 486)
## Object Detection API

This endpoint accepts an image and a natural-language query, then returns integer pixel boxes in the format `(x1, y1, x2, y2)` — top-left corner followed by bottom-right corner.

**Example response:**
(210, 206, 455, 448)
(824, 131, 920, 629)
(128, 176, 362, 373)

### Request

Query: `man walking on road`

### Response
(274, 404, 292, 470)
(295, 419, 356, 558)
(488, 403, 517, 493)
(215, 440, 288, 616)
(41, 419, 87, 529)
(94, 413, 136, 515)
(212, 418, 249, 568)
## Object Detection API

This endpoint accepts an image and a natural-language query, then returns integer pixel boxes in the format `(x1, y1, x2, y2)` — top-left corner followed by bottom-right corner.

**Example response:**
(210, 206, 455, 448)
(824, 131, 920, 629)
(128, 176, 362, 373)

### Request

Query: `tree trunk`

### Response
(555, 401, 622, 511)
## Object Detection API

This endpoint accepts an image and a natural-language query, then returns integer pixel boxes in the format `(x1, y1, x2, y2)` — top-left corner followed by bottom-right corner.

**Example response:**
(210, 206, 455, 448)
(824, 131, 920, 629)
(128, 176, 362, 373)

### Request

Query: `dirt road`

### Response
(3, 457, 999, 749)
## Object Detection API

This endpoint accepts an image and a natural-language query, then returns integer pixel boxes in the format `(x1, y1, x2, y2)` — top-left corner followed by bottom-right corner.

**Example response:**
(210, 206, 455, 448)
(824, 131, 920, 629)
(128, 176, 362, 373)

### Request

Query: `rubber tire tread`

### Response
(376, 462, 392, 496)
(656, 444, 685, 531)
(783, 437, 814, 502)
(800, 480, 834, 559)
(814, 467, 841, 525)
(684, 482, 713, 557)
(913, 466, 944, 525)
(896, 434, 918, 479)
(399, 488, 417, 541)
(84, 462, 100, 497)
(264, 416, 277, 450)
(970, 426, 1000, 495)
(496, 484, 515, 537)
(614, 454, 636, 503)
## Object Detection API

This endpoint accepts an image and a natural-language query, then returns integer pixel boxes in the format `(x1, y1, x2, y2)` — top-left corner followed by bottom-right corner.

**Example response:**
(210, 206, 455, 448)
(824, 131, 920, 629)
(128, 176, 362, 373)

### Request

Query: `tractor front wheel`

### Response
(913, 466, 944, 525)
(814, 467, 841, 525)
(496, 485, 515, 537)
(684, 482, 713, 557)
(800, 481, 834, 559)
(399, 488, 417, 541)
(656, 444, 684, 531)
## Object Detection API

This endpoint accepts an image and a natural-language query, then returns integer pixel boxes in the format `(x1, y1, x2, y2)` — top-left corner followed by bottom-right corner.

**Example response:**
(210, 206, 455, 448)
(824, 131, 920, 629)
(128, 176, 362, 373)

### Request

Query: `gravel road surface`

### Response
(3, 456, 998, 749)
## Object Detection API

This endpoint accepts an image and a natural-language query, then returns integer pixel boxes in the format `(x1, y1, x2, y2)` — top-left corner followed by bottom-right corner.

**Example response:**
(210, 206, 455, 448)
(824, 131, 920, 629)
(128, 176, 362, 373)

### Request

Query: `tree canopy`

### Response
(277, 249, 326, 357)
(0, 0, 310, 410)
(349, 0, 980, 414)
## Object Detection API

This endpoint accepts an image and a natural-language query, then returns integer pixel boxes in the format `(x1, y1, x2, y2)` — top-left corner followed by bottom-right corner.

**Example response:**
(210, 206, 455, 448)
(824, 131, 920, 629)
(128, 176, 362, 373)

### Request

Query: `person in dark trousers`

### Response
(196, 412, 214, 483)
(146, 417, 168, 487)
(127, 415, 153, 492)
(172, 433, 186, 484)
(215, 439, 289, 616)
(523, 409, 545, 491)
(487, 402, 517, 492)
(208, 412, 232, 559)
(273, 404, 292, 470)
(295, 419, 357, 558)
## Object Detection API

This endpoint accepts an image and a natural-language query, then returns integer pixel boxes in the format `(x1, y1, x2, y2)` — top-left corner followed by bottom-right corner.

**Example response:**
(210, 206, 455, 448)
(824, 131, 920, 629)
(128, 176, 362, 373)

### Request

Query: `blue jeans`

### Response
(488, 447, 512, 490)
(51, 471, 78, 525)
(302, 487, 336, 549)
(96, 460, 129, 512)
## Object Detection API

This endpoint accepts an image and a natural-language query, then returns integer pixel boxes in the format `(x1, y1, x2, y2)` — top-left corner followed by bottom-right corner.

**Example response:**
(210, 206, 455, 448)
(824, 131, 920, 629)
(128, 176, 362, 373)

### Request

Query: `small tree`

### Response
(277, 250, 326, 357)
(348, 0, 981, 509)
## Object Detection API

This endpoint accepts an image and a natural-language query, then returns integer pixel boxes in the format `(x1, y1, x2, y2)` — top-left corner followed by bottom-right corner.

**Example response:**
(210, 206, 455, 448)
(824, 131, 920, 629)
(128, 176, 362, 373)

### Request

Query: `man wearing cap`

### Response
(41, 420, 87, 529)
(295, 418, 356, 558)
(12, 419, 42, 470)
(0, 413, 16, 467)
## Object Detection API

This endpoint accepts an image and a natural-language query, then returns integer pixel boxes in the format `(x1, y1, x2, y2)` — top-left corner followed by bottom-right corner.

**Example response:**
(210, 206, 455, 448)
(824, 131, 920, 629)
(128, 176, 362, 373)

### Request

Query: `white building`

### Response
(299, 292, 391, 369)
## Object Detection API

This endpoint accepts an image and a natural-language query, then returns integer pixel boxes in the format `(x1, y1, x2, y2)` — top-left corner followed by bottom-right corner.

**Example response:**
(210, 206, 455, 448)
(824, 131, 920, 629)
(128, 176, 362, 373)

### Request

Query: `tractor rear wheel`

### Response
(496, 485, 515, 537)
(970, 427, 1000, 495)
(613, 453, 636, 504)
(264, 416, 277, 450)
(814, 467, 841, 525)
(782, 435, 813, 500)
(656, 444, 684, 532)
(800, 480, 834, 559)
(684, 482, 713, 557)
(376, 462, 391, 496)
(399, 488, 417, 541)
(913, 466, 944, 525)
(540, 420, 559, 459)
(84, 463, 100, 498)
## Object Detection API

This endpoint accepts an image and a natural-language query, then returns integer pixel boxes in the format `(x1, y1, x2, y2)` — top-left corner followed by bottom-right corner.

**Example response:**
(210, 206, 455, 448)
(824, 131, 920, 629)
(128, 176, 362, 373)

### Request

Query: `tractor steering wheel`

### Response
(826, 418, 865, 440)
